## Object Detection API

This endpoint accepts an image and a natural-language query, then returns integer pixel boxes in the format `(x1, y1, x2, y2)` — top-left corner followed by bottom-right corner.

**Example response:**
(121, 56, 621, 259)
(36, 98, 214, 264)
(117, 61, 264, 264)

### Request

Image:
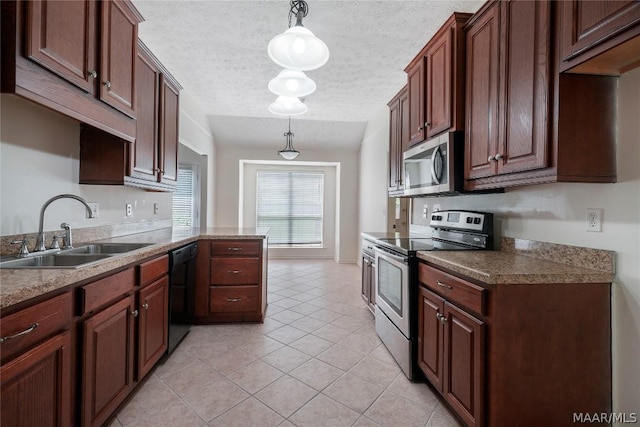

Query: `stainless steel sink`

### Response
(0, 253, 112, 269)
(0, 242, 153, 269)
(62, 243, 153, 255)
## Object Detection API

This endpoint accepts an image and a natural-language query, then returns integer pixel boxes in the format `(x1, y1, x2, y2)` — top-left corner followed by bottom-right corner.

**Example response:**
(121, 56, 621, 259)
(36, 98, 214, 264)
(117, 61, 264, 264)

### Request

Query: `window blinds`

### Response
(172, 166, 196, 227)
(256, 170, 324, 246)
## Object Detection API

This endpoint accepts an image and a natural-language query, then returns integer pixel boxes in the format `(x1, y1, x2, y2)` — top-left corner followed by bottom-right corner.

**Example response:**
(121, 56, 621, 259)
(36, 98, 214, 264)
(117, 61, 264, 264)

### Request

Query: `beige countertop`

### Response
(417, 237, 615, 285)
(0, 227, 268, 310)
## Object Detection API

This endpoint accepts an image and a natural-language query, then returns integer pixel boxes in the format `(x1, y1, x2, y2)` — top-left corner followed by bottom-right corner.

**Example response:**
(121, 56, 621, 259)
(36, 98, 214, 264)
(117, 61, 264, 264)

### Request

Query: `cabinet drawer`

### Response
(419, 263, 485, 315)
(210, 240, 261, 256)
(79, 268, 136, 315)
(0, 292, 72, 364)
(139, 254, 169, 287)
(210, 257, 260, 285)
(209, 286, 259, 313)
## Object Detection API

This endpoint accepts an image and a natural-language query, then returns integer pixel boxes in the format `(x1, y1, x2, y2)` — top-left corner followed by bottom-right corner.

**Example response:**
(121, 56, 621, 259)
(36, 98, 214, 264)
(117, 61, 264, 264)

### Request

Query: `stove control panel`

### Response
(430, 210, 492, 234)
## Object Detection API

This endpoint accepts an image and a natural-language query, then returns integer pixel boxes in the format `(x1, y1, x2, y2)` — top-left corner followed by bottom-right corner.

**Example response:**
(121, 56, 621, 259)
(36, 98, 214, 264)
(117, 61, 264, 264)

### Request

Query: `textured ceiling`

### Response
(133, 0, 483, 150)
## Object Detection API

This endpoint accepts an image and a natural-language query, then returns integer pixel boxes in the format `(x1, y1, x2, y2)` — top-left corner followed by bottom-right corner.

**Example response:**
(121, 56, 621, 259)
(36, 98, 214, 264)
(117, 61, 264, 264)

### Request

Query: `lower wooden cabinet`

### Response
(81, 294, 136, 427)
(1, 331, 72, 427)
(138, 276, 169, 379)
(418, 286, 484, 427)
(195, 239, 268, 323)
(0, 291, 73, 427)
(418, 261, 612, 427)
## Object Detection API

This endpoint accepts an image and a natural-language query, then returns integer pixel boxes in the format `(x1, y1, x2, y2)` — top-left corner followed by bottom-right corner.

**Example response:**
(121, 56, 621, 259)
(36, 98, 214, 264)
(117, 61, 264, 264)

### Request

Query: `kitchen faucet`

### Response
(35, 194, 94, 252)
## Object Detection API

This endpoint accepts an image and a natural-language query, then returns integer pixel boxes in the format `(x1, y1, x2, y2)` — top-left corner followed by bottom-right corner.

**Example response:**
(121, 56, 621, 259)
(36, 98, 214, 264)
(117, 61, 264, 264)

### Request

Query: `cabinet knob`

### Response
(142, 303, 149, 310)
(425, 121, 431, 127)
(440, 315, 448, 324)
(88, 70, 97, 79)
(488, 155, 496, 162)
(418, 125, 423, 131)
(495, 153, 503, 160)
(153, 168, 160, 173)
(103, 81, 111, 88)
(130, 309, 139, 317)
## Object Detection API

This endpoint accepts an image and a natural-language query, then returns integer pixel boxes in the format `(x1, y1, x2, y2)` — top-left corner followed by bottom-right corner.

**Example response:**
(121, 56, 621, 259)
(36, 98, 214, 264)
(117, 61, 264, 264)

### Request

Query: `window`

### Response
(172, 164, 199, 227)
(256, 170, 324, 246)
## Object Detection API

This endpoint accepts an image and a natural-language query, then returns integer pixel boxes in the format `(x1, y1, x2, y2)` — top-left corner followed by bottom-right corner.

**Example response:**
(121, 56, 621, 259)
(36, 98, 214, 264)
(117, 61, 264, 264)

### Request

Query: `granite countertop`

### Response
(417, 237, 615, 285)
(0, 227, 269, 310)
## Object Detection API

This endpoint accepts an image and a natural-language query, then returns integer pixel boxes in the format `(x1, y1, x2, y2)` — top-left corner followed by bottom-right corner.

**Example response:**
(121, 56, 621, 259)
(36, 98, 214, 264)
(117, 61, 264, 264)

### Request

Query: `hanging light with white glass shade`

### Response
(267, 0, 329, 71)
(278, 117, 300, 160)
(268, 69, 316, 98)
(268, 96, 308, 116)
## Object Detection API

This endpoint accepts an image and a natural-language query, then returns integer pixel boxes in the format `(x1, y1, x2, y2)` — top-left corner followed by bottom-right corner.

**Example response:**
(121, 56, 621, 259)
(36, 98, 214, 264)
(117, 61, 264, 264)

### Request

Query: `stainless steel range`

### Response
(369, 210, 493, 379)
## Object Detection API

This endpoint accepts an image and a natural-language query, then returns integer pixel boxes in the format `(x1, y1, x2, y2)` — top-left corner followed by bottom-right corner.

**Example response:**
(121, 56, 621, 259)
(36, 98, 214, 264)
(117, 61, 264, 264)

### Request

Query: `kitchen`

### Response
(0, 1, 639, 426)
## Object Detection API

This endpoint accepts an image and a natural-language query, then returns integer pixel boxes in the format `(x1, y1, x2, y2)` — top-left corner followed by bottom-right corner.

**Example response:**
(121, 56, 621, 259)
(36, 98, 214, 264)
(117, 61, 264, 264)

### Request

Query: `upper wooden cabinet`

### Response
(79, 41, 181, 192)
(388, 86, 408, 195)
(405, 13, 471, 147)
(559, 0, 640, 74)
(1, 0, 142, 141)
(464, 0, 617, 191)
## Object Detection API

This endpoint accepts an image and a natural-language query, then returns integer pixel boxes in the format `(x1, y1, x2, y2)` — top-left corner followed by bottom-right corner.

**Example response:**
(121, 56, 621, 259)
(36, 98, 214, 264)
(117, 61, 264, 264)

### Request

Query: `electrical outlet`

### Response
(153, 203, 159, 215)
(87, 202, 99, 218)
(586, 208, 602, 232)
(422, 202, 428, 218)
(126, 203, 133, 217)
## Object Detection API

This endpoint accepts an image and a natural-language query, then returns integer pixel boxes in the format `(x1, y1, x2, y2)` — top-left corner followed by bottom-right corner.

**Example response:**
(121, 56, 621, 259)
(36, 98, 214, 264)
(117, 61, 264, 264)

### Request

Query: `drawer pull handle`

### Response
(228, 270, 241, 274)
(228, 247, 243, 251)
(0, 323, 38, 343)
(437, 280, 452, 290)
(226, 297, 242, 302)
(131, 310, 139, 318)
(142, 303, 149, 310)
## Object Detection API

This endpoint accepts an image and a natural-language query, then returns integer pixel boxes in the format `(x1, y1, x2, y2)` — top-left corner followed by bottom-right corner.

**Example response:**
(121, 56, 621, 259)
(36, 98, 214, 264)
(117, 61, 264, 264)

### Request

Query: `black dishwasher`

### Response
(167, 242, 197, 354)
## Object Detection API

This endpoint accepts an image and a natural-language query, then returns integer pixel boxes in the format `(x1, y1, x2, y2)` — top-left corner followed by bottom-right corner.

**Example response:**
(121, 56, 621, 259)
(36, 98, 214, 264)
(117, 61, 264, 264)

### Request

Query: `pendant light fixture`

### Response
(278, 117, 300, 160)
(268, 96, 308, 116)
(268, 0, 329, 71)
(268, 69, 316, 98)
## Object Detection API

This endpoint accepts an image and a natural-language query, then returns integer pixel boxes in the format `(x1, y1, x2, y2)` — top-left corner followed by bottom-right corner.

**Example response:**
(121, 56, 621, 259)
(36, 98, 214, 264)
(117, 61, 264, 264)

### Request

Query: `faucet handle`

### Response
(10, 238, 30, 258)
(60, 223, 73, 249)
(50, 235, 62, 250)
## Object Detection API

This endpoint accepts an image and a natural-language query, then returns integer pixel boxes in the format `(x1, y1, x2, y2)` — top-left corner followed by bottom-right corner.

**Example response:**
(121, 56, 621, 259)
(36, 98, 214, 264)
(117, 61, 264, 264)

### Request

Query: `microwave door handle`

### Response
(430, 146, 442, 184)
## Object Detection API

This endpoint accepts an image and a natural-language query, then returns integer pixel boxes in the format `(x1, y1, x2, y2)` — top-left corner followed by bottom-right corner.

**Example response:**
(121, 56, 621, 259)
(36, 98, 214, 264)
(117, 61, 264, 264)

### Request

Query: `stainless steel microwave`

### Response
(403, 131, 464, 196)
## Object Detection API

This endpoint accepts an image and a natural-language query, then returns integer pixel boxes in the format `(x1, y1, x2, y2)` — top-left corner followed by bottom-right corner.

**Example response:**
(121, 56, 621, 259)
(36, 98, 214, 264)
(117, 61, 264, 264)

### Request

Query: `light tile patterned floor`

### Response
(111, 259, 462, 427)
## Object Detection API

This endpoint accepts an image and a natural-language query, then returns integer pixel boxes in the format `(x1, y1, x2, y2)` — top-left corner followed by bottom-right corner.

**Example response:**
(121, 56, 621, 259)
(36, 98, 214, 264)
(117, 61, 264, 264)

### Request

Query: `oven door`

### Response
(374, 247, 410, 338)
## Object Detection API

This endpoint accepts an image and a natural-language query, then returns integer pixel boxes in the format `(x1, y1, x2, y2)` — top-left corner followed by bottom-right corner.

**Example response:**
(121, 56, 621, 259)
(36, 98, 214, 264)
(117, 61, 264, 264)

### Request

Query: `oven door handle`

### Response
(374, 247, 408, 264)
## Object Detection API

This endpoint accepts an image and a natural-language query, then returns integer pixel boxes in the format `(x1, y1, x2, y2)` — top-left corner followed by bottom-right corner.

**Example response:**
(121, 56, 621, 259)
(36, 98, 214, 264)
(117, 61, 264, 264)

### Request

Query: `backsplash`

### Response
(0, 219, 172, 256)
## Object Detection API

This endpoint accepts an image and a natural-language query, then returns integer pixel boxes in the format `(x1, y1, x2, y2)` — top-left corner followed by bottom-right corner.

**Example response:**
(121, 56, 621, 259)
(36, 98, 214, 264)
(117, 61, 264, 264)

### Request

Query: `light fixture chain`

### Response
(288, 0, 309, 27)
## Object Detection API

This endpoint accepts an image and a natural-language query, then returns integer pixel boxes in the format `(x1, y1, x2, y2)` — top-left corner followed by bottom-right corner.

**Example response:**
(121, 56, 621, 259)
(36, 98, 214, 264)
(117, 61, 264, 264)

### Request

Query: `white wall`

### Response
(178, 92, 216, 227)
(400, 68, 639, 419)
(359, 104, 391, 235)
(215, 145, 359, 263)
(0, 95, 172, 236)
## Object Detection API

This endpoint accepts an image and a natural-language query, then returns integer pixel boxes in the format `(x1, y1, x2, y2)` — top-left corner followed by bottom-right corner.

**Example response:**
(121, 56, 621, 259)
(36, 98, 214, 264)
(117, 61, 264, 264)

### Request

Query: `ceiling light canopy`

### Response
(278, 117, 300, 160)
(268, 96, 308, 116)
(269, 69, 316, 98)
(267, 0, 329, 71)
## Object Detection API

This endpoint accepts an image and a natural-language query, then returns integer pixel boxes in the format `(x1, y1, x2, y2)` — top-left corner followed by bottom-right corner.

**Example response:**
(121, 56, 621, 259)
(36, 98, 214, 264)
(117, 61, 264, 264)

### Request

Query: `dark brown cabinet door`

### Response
(132, 45, 160, 181)
(407, 61, 425, 146)
(464, 1, 500, 181)
(82, 295, 135, 427)
(159, 75, 180, 184)
(138, 276, 169, 380)
(443, 302, 484, 427)
(418, 287, 444, 391)
(25, 0, 97, 94)
(497, 0, 550, 175)
(560, 1, 640, 63)
(425, 29, 452, 138)
(1, 331, 72, 427)
(388, 95, 401, 192)
(99, 0, 140, 117)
